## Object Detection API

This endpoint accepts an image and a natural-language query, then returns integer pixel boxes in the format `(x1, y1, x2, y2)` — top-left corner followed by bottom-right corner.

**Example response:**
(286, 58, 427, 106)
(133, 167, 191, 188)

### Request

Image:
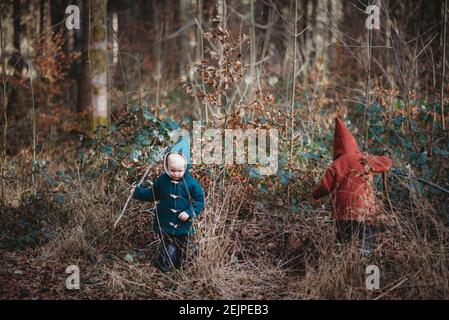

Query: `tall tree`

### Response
(0, 0, 8, 203)
(77, 0, 92, 114)
(78, 0, 109, 129)
(7, 0, 24, 119)
(91, 0, 109, 129)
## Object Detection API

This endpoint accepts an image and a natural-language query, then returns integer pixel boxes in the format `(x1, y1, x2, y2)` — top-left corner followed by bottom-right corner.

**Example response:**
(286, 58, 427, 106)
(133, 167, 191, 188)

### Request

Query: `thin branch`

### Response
(440, 0, 447, 130)
(0, 2, 7, 204)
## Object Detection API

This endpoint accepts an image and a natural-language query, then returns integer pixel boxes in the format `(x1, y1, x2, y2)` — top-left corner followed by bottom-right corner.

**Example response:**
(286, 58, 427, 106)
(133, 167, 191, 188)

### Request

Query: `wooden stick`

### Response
(374, 277, 408, 300)
(394, 172, 449, 195)
(416, 177, 449, 195)
(113, 146, 168, 228)
(383, 172, 394, 213)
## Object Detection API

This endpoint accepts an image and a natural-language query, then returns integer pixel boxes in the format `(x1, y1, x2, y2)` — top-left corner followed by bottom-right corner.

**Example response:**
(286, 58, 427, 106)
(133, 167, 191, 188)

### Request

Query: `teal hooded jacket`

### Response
(133, 135, 205, 235)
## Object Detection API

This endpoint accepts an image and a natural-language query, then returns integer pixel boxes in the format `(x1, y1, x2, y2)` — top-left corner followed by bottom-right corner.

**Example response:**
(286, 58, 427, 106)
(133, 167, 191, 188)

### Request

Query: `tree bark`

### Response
(77, 0, 92, 114)
(90, 0, 109, 129)
(7, 0, 24, 119)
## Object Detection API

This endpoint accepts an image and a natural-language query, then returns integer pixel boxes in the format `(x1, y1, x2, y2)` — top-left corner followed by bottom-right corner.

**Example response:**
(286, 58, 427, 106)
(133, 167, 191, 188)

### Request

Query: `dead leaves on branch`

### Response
(184, 23, 278, 127)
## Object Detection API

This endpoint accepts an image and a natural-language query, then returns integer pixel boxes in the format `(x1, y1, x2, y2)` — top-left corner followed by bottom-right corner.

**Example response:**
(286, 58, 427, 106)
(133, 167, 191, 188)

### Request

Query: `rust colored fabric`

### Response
(313, 117, 392, 222)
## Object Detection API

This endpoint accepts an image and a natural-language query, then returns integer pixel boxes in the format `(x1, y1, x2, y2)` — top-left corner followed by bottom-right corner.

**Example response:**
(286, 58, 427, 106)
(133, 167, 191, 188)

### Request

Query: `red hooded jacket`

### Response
(312, 117, 392, 222)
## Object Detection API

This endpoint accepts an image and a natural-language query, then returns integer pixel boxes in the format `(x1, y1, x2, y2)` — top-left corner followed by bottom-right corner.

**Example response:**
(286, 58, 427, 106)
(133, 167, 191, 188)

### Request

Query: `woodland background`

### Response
(0, 0, 448, 299)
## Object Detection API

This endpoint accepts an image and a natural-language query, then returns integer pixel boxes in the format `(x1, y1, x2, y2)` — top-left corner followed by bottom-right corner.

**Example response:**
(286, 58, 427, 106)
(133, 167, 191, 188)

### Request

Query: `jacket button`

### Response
(169, 222, 178, 229)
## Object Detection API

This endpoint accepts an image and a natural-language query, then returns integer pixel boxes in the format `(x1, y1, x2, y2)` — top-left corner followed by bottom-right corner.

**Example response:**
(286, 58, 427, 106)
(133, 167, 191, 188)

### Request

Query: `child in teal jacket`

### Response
(133, 139, 205, 272)
(133, 152, 204, 235)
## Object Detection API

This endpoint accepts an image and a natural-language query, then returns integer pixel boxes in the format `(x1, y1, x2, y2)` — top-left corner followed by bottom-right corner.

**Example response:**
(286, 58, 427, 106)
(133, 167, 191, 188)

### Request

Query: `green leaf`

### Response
(163, 116, 179, 130)
(125, 253, 135, 264)
(109, 124, 118, 133)
(129, 149, 142, 162)
(257, 184, 268, 193)
(56, 170, 70, 183)
(255, 201, 264, 209)
(54, 194, 66, 204)
(245, 166, 261, 179)
(141, 138, 151, 146)
(278, 170, 293, 185)
(130, 105, 140, 113)
(143, 110, 155, 121)
(116, 150, 127, 159)
(40, 169, 59, 187)
(100, 145, 113, 155)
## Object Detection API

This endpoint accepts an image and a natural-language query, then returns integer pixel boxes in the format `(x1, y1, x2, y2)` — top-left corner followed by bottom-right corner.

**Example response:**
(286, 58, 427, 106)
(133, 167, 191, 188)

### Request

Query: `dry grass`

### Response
(0, 150, 448, 300)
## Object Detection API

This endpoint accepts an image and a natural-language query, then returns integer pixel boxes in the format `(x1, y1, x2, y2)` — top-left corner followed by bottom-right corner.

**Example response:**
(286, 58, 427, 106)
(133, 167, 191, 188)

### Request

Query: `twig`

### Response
(394, 171, 449, 194)
(287, 0, 298, 202)
(0, 175, 31, 183)
(113, 146, 168, 228)
(374, 277, 408, 300)
(383, 172, 394, 213)
(440, 0, 447, 130)
(416, 177, 449, 194)
(0, 3, 7, 205)
(29, 60, 36, 188)
(289, 0, 298, 165)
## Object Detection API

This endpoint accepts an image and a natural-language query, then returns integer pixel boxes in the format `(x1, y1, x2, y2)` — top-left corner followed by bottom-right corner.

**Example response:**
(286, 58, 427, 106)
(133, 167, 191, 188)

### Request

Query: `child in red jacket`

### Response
(313, 117, 391, 251)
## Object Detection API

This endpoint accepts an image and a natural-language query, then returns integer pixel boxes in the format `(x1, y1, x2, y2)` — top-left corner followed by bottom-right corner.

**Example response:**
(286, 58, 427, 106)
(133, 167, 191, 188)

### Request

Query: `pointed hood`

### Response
(333, 116, 360, 159)
(163, 133, 191, 177)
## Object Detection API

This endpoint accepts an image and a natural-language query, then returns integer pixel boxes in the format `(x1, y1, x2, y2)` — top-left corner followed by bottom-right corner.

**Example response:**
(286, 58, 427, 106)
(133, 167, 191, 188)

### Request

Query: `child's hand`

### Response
(178, 212, 190, 222)
(140, 179, 153, 188)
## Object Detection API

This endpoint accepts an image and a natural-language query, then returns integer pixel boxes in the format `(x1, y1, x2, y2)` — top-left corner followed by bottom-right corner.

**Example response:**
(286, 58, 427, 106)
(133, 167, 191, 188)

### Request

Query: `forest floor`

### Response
(1, 136, 448, 300)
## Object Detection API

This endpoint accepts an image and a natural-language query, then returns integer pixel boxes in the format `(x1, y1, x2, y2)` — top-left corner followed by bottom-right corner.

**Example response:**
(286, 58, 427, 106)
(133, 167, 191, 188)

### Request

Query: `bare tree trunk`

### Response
(40, 0, 45, 35)
(385, 0, 394, 116)
(109, 0, 118, 66)
(39, 0, 51, 38)
(7, 0, 23, 119)
(363, 5, 373, 149)
(309, 0, 317, 72)
(0, 1, 8, 204)
(300, 0, 307, 66)
(116, 0, 130, 112)
(90, 0, 109, 129)
(77, 0, 92, 114)
(290, 0, 298, 165)
(164, 0, 180, 79)
(152, 1, 163, 116)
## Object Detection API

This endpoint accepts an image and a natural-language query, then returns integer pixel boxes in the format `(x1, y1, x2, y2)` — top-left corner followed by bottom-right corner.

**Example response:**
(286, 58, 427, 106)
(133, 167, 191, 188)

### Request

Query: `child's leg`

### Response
(156, 233, 178, 272)
(337, 220, 372, 246)
(359, 223, 375, 254)
(336, 220, 356, 244)
(173, 234, 189, 269)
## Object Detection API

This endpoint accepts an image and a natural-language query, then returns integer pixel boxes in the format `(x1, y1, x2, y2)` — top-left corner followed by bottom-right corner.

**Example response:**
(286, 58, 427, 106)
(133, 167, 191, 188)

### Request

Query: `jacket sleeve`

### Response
(366, 155, 392, 173)
(184, 179, 205, 219)
(312, 165, 336, 199)
(132, 178, 160, 202)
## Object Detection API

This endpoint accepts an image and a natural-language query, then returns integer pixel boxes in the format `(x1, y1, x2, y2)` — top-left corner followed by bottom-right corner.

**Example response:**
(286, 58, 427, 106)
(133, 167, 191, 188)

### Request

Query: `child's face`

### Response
(167, 155, 186, 180)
